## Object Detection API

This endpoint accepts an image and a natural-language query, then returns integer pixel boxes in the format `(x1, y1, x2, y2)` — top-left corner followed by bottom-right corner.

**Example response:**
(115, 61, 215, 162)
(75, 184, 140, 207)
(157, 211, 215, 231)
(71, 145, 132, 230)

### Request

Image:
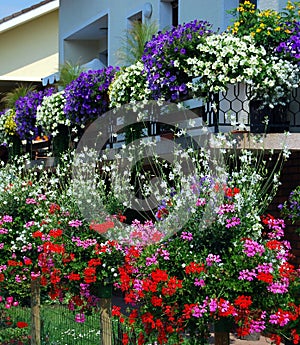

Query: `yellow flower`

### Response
(286, 1, 295, 10)
(250, 32, 255, 37)
(274, 27, 281, 32)
(259, 23, 266, 28)
(256, 28, 262, 33)
(3, 111, 17, 136)
(267, 30, 271, 35)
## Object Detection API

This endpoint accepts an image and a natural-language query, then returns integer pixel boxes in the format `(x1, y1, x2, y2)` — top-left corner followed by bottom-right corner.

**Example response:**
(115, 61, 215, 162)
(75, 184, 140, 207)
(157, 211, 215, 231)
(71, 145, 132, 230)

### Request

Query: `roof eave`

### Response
(0, 0, 59, 34)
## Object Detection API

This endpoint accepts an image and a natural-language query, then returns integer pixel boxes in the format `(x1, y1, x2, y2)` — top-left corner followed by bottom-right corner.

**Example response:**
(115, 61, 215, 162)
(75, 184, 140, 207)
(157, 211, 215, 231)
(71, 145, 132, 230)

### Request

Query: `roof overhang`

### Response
(0, 0, 59, 34)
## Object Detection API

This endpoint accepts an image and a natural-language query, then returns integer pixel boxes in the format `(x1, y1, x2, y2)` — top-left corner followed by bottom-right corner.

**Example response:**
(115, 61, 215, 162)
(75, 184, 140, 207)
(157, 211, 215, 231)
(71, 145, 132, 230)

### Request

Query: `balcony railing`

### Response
(201, 83, 300, 134)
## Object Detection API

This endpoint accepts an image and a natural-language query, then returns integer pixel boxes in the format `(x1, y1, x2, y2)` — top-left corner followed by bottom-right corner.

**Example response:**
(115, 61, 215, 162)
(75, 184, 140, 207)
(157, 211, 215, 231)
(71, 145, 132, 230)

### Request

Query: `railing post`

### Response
(31, 279, 41, 345)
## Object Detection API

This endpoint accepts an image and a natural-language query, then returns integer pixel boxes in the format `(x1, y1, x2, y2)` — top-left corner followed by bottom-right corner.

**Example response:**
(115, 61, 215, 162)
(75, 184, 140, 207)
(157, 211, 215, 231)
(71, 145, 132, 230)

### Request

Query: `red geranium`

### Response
(17, 321, 28, 328)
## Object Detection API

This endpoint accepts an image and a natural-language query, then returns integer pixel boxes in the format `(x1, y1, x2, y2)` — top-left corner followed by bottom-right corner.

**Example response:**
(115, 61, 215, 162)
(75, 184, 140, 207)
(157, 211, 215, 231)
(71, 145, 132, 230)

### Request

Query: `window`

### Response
(128, 11, 142, 24)
(172, 0, 178, 27)
(160, 0, 178, 29)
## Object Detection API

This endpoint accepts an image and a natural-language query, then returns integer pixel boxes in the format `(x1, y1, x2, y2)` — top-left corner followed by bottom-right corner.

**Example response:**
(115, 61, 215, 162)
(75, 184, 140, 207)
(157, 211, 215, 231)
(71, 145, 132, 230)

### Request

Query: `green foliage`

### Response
(228, 0, 300, 54)
(116, 20, 159, 66)
(57, 61, 84, 89)
(1, 84, 37, 110)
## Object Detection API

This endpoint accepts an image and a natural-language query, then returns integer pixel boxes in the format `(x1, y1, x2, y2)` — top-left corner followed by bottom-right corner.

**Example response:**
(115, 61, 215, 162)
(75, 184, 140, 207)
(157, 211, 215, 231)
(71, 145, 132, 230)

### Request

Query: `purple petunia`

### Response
(15, 88, 55, 140)
(142, 20, 214, 102)
(276, 21, 300, 62)
(64, 66, 119, 126)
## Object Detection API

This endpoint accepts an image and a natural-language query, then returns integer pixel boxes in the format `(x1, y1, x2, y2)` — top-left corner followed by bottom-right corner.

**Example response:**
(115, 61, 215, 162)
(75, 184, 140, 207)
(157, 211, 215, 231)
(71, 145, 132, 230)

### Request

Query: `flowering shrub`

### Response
(279, 186, 300, 224)
(184, 33, 299, 106)
(228, 0, 300, 56)
(0, 153, 127, 321)
(36, 91, 70, 137)
(142, 20, 214, 101)
(0, 109, 18, 148)
(277, 21, 300, 62)
(109, 61, 151, 108)
(64, 66, 119, 126)
(112, 213, 300, 345)
(0, 296, 29, 345)
(14, 88, 55, 141)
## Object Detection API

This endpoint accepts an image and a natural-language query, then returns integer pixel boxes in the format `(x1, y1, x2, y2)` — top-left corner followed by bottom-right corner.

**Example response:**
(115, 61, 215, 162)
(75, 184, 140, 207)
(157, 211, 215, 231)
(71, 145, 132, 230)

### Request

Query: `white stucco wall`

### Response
(179, 0, 239, 32)
(59, 0, 286, 68)
(59, 0, 161, 67)
(258, 0, 288, 11)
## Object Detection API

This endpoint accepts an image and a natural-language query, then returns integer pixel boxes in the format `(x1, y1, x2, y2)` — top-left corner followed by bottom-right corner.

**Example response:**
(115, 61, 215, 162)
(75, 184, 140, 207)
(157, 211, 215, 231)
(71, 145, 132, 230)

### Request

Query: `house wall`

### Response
(179, 0, 238, 32)
(59, 0, 286, 68)
(0, 10, 59, 82)
(59, 0, 160, 67)
(64, 40, 100, 66)
(258, 0, 288, 11)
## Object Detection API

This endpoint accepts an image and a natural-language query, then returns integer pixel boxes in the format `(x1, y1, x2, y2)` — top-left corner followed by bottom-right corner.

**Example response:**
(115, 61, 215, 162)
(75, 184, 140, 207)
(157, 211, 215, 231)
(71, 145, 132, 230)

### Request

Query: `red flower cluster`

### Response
(185, 262, 205, 274)
(83, 267, 96, 283)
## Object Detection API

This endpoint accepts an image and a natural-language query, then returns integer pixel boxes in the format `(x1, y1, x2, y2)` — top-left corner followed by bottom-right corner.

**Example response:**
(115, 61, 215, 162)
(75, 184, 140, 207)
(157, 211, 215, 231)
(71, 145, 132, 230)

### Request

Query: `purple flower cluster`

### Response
(276, 22, 300, 62)
(15, 88, 54, 140)
(64, 66, 119, 126)
(205, 253, 221, 266)
(242, 239, 265, 257)
(279, 186, 300, 222)
(142, 20, 214, 102)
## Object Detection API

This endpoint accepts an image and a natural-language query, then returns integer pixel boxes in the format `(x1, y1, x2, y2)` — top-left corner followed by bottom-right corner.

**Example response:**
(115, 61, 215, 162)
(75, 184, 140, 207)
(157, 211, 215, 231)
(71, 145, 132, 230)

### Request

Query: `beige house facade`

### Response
(0, 0, 59, 104)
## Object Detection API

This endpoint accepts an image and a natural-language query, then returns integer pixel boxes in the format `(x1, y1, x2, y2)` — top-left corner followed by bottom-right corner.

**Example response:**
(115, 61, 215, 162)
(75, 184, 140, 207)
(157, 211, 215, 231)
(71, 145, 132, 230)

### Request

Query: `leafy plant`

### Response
(116, 20, 159, 66)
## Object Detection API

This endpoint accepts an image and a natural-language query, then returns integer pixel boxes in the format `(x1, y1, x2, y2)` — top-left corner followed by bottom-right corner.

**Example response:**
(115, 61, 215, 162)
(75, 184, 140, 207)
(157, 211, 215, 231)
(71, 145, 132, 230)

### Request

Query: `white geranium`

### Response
(36, 91, 70, 137)
(109, 61, 151, 108)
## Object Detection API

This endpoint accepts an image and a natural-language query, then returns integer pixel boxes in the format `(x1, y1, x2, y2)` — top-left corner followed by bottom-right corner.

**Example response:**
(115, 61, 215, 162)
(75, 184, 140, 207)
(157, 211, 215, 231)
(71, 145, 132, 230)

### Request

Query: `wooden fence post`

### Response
(31, 279, 41, 345)
(214, 319, 230, 345)
(100, 297, 112, 345)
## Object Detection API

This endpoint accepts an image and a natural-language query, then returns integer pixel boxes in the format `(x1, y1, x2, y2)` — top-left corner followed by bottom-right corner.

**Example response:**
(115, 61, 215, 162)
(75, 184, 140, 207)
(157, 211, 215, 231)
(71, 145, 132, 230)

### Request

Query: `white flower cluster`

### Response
(185, 33, 299, 106)
(0, 109, 12, 144)
(109, 61, 151, 108)
(255, 56, 299, 106)
(185, 34, 266, 93)
(36, 91, 70, 137)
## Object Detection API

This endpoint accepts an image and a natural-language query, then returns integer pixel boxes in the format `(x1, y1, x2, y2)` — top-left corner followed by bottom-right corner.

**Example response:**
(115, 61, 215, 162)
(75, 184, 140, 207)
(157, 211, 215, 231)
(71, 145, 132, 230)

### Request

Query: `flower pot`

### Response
(240, 332, 260, 341)
(160, 132, 174, 140)
(214, 318, 232, 332)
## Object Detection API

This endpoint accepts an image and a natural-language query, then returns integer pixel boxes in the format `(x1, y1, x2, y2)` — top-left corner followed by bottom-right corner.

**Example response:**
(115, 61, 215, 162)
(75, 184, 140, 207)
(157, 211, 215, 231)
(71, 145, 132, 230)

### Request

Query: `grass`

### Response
(6, 305, 121, 345)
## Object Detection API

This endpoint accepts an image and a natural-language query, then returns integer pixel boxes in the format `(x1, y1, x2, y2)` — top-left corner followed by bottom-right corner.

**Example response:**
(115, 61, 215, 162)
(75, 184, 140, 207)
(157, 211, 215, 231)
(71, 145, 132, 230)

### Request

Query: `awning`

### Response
(41, 72, 60, 86)
(41, 58, 107, 86)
